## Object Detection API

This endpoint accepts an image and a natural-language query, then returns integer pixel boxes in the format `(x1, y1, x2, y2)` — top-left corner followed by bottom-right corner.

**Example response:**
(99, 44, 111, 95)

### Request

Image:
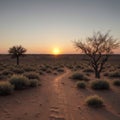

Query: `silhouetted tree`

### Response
(74, 32, 120, 78)
(8, 45, 27, 65)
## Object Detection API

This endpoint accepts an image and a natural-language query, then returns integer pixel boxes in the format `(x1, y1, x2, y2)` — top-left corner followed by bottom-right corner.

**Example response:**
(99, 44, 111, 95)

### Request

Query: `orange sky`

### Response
(0, 0, 120, 54)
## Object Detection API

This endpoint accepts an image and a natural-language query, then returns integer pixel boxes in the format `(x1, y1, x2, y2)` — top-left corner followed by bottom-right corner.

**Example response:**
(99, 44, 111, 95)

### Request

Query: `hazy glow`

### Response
(0, 0, 120, 54)
(53, 48, 60, 55)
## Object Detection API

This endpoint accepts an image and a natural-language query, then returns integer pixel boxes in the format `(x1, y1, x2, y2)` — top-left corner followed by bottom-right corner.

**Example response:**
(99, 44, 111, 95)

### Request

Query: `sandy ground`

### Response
(0, 68, 120, 120)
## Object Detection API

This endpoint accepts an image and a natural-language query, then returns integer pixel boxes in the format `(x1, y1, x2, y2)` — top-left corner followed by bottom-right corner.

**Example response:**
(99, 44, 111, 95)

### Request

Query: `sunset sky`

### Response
(0, 0, 120, 54)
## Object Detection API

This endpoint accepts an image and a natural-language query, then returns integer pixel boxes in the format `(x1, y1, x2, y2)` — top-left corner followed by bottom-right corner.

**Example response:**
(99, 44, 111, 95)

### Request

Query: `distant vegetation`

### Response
(109, 71, 120, 78)
(9, 75, 30, 90)
(90, 80, 110, 90)
(76, 81, 86, 89)
(8, 45, 27, 65)
(0, 35, 119, 102)
(113, 80, 120, 86)
(24, 72, 40, 80)
(70, 72, 89, 81)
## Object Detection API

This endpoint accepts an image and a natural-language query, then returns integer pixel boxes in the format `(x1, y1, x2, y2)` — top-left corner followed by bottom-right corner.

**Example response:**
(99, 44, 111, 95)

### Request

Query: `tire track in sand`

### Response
(49, 69, 74, 120)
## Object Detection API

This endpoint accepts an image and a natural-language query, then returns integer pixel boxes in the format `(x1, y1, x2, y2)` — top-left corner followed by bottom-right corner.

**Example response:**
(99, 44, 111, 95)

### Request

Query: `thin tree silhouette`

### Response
(74, 31, 120, 78)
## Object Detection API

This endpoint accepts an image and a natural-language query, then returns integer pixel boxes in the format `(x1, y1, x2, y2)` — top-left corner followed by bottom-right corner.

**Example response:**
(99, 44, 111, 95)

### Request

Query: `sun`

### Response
(52, 48, 60, 55)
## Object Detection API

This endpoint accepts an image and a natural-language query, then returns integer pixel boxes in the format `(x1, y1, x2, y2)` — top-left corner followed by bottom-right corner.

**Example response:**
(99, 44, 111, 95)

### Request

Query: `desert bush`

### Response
(24, 72, 40, 80)
(23, 66, 35, 72)
(73, 68, 77, 71)
(0, 82, 14, 95)
(70, 72, 89, 81)
(83, 68, 94, 73)
(113, 80, 120, 86)
(117, 65, 120, 69)
(10, 75, 30, 90)
(12, 68, 24, 74)
(39, 71, 44, 75)
(45, 65, 51, 69)
(0, 66, 4, 71)
(0, 73, 5, 80)
(57, 68, 64, 72)
(86, 73, 90, 76)
(109, 71, 120, 78)
(67, 65, 74, 69)
(85, 95, 104, 108)
(75, 65, 82, 69)
(103, 72, 109, 76)
(46, 69, 52, 73)
(91, 80, 110, 90)
(1, 69, 12, 76)
(53, 72, 57, 75)
(40, 67, 47, 72)
(53, 66, 59, 70)
(76, 81, 86, 89)
(29, 79, 39, 87)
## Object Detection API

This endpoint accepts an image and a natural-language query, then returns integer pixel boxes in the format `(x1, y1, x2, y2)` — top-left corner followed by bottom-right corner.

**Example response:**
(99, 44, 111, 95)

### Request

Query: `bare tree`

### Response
(74, 32, 120, 78)
(8, 45, 27, 65)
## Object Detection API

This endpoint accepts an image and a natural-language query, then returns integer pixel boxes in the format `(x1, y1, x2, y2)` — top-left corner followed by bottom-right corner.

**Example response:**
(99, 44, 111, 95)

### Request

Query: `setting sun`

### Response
(53, 48, 60, 55)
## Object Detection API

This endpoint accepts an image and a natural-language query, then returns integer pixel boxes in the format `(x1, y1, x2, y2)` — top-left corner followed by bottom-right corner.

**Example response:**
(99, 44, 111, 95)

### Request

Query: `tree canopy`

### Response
(74, 32, 120, 78)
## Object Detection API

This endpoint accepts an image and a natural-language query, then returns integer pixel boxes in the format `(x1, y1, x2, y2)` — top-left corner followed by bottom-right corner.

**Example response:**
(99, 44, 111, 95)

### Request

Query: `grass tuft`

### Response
(76, 81, 86, 89)
(91, 80, 110, 90)
(10, 75, 30, 90)
(0, 81, 14, 95)
(109, 71, 120, 78)
(85, 95, 104, 108)
(24, 72, 40, 80)
(113, 80, 120, 86)
(70, 72, 89, 81)
(29, 79, 39, 87)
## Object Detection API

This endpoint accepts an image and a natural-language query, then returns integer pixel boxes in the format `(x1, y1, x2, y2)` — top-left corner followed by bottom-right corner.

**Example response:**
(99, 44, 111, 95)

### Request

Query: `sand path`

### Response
(0, 68, 120, 120)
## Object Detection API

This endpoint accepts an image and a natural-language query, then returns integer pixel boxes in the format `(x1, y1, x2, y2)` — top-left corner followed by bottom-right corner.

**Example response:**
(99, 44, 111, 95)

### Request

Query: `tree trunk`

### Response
(95, 70, 100, 79)
(16, 56, 19, 65)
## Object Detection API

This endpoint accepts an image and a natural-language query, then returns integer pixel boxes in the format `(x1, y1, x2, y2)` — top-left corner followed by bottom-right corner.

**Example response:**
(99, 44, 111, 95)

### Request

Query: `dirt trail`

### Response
(49, 69, 72, 120)
(48, 68, 101, 120)
(48, 68, 120, 120)
(0, 68, 120, 120)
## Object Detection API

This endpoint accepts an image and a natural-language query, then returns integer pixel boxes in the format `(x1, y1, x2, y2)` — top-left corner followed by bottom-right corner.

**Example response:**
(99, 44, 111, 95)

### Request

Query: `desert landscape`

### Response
(0, 54, 120, 120)
(0, 0, 120, 120)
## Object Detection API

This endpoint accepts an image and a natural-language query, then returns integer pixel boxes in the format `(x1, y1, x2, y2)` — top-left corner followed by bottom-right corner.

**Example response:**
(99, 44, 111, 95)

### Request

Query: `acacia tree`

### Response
(8, 45, 27, 65)
(74, 32, 119, 78)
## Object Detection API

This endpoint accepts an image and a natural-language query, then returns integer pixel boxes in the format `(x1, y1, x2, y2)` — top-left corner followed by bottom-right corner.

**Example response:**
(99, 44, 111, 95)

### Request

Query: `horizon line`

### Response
(0, 53, 120, 55)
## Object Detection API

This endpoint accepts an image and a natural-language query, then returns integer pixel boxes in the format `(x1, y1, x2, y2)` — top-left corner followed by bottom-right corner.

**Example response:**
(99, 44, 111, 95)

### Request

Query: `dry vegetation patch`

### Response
(76, 81, 86, 89)
(90, 80, 110, 90)
(85, 95, 104, 108)
(24, 72, 40, 80)
(9, 75, 30, 90)
(109, 71, 120, 78)
(0, 81, 14, 95)
(70, 72, 89, 81)
(113, 80, 120, 86)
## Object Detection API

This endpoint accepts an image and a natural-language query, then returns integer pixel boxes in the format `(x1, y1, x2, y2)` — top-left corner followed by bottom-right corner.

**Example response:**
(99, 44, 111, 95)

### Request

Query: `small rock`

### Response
(40, 103, 42, 106)
(78, 106, 81, 110)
